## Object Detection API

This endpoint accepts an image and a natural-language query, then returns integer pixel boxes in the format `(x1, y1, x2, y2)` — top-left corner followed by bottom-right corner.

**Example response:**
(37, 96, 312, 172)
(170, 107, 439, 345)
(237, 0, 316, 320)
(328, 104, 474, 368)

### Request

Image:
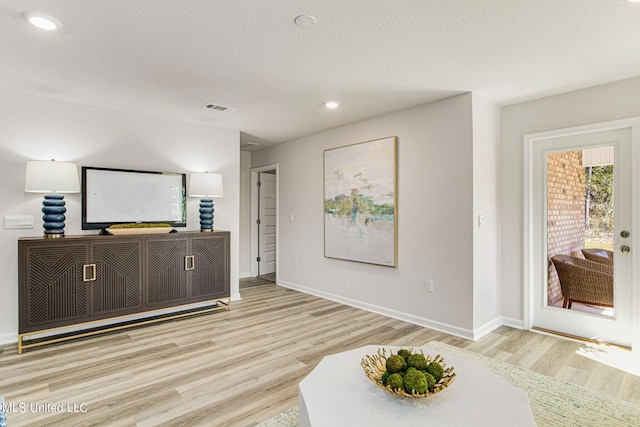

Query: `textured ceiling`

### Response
(2, 1, 640, 151)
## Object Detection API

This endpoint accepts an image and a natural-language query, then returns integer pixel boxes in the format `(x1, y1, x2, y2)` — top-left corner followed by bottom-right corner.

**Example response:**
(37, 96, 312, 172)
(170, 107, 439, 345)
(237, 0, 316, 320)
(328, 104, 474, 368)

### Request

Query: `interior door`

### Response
(258, 172, 277, 275)
(531, 128, 633, 347)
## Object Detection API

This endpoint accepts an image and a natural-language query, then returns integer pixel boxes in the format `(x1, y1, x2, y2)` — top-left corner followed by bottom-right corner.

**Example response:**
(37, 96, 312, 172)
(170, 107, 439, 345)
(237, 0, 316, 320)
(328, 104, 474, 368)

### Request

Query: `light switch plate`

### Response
(4, 215, 34, 229)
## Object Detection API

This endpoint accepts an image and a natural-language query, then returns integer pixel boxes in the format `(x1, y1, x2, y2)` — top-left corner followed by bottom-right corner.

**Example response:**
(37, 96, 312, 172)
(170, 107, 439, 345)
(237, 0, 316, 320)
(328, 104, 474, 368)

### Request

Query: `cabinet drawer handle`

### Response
(185, 255, 195, 270)
(83, 264, 97, 282)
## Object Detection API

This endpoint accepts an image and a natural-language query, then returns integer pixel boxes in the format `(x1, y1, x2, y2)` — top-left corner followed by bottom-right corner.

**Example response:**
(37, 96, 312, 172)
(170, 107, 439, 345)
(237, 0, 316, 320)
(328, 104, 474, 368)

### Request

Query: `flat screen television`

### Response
(82, 166, 187, 230)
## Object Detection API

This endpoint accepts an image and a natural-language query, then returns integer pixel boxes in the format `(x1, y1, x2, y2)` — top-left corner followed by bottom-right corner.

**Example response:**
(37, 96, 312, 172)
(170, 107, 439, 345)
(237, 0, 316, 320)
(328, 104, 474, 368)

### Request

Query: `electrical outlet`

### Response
(425, 279, 433, 292)
(293, 257, 298, 266)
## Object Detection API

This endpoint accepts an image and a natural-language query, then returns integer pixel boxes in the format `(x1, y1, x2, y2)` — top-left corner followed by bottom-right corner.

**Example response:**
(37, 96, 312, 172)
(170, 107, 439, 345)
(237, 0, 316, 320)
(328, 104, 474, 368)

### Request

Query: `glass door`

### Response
(530, 128, 633, 347)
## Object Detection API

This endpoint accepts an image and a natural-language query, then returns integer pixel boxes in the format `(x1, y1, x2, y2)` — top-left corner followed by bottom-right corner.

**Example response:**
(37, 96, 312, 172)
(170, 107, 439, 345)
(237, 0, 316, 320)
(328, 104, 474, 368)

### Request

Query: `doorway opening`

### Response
(250, 164, 278, 281)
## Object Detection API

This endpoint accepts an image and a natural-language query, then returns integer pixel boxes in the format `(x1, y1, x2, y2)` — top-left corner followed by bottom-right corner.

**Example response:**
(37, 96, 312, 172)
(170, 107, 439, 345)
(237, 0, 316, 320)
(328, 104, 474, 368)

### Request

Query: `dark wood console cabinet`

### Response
(18, 231, 230, 353)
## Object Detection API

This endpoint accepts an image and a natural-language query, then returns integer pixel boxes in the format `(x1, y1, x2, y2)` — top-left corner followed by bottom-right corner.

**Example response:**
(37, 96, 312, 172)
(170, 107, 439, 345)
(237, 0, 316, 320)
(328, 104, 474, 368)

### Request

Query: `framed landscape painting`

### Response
(324, 136, 397, 267)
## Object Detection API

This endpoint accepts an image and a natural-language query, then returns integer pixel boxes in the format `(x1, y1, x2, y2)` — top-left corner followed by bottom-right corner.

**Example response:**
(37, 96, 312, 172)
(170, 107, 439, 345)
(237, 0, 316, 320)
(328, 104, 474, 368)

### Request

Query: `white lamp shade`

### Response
(25, 160, 80, 193)
(188, 172, 223, 197)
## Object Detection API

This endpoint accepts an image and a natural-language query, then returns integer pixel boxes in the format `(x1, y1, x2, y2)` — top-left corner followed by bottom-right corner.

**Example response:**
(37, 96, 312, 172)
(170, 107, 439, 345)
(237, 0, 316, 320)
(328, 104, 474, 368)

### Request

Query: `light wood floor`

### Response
(1, 277, 639, 426)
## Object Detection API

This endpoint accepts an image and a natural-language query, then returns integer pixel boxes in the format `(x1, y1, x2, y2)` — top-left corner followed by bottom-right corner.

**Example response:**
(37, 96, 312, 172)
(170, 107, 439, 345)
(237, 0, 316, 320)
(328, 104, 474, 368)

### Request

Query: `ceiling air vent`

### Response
(202, 103, 234, 113)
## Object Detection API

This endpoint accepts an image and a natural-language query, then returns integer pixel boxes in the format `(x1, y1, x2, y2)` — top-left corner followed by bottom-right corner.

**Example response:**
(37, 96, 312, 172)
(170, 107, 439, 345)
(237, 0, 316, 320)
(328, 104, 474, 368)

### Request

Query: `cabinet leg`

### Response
(18, 335, 23, 354)
(220, 297, 231, 310)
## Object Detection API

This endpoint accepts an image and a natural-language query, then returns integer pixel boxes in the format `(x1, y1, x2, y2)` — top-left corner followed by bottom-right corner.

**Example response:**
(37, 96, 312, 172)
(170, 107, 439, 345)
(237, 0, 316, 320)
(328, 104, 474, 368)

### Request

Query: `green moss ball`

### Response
(397, 349, 412, 360)
(426, 362, 445, 382)
(423, 371, 436, 391)
(381, 371, 391, 385)
(386, 373, 404, 390)
(386, 355, 407, 373)
(403, 369, 428, 394)
(406, 353, 428, 370)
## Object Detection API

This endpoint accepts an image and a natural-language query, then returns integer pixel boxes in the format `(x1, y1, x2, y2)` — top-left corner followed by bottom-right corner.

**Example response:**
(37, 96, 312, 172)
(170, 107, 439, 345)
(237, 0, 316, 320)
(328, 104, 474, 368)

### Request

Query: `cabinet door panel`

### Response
(145, 237, 189, 305)
(190, 234, 229, 299)
(21, 243, 89, 331)
(91, 239, 143, 315)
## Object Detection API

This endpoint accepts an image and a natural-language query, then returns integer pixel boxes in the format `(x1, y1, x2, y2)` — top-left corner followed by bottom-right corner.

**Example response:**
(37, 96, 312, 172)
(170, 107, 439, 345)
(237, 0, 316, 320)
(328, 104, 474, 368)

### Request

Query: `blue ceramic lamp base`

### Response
(42, 194, 66, 238)
(199, 199, 215, 232)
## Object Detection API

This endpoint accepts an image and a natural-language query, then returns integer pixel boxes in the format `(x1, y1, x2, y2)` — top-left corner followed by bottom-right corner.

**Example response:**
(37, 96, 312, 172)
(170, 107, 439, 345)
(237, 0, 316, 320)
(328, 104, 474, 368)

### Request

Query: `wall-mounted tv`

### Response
(82, 166, 187, 231)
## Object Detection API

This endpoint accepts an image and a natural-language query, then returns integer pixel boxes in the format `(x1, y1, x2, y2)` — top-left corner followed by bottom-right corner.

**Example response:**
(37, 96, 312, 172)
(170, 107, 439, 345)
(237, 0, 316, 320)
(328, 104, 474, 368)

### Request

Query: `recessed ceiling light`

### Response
(325, 101, 340, 109)
(24, 12, 62, 30)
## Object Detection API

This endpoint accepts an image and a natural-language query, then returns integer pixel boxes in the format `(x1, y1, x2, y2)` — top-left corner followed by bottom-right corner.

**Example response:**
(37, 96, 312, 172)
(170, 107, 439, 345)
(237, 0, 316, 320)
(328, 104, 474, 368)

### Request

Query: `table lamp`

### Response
(25, 159, 80, 238)
(188, 172, 223, 232)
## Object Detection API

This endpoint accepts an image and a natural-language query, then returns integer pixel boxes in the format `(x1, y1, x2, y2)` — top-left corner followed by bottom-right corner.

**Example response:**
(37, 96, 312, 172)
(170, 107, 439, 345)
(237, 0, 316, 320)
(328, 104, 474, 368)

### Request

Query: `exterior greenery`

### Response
(585, 165, 613, 232)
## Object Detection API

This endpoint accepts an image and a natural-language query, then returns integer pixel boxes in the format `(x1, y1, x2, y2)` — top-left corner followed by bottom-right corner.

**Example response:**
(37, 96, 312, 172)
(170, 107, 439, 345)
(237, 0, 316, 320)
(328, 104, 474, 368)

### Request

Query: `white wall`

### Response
(0, 88, 240, 344)
(251, 94, 483, 337)
(500, 75, 640, 324)
(472, 95, 501, 335)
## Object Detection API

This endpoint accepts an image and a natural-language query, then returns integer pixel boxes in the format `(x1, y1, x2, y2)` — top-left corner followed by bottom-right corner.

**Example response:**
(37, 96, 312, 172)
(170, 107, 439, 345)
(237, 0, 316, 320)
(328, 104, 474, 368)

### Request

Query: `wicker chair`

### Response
(581, 248, 614, 266)
(550, 254, 613, 309)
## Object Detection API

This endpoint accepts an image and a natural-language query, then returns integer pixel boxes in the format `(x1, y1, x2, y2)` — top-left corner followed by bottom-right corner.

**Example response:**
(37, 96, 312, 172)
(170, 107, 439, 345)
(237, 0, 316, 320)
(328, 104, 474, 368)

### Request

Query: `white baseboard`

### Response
(277, 279, 476, 341)
(472, 317, 503, 340)
(0, 331, 17, 346)
(239, 272, 252, 279)
(501, 316, 525, 330)
(0, 290, 523, 348)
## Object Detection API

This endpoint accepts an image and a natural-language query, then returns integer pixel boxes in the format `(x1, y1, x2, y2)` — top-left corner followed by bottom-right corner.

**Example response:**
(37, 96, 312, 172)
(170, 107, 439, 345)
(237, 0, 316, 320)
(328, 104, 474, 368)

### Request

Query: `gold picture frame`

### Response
(323, 136, 398, 267)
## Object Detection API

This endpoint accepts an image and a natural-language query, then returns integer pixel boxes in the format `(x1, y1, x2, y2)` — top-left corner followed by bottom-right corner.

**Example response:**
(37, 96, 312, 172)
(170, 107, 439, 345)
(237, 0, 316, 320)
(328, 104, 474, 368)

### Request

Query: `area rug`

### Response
(256, 341, 640, 427)
(255, 407, 298, 427)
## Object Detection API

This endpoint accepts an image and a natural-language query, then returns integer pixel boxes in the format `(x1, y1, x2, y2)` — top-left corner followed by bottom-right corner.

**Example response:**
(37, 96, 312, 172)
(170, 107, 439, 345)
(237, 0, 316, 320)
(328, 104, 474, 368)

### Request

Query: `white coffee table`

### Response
(298, 345, 536, 427)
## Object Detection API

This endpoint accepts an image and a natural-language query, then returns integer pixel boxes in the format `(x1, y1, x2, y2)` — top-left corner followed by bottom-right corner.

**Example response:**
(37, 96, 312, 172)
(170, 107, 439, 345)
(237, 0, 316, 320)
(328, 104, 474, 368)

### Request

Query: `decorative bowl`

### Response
(360, 347, 456, 398)
(106, 227, 173, 235)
